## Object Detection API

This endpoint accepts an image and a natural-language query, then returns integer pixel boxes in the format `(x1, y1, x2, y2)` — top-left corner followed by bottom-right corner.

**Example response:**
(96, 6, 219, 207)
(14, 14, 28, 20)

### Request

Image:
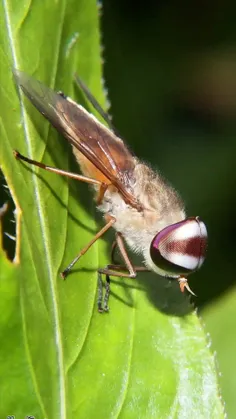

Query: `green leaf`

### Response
(0, 1, 225, 418)
(203, 287, 236, 419)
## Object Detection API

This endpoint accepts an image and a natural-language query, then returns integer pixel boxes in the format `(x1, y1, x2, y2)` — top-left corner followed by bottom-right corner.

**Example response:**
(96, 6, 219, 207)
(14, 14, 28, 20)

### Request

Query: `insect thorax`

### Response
(98, 162, 186, 257)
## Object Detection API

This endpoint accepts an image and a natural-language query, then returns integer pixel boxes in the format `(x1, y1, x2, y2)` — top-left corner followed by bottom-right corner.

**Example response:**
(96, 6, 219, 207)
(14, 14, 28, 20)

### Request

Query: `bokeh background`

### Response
(101, 1, 236, 417)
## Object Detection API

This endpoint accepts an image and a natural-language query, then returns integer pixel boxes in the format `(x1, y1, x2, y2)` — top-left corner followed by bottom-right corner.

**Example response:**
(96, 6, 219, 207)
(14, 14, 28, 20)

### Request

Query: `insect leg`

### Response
(115, 232, 136, 276)
(101, 232, 152, 278)
(14, 150, 104, 187)
(61, 216, 116, 279)
(98, 232, 150, 312)
(105, 264, 150, 273)
(98, 265, 150, 312)
(98, 264, 150, 280)
(97, 272, 111, 313)
(96, 183, 108, 205)
(103, 275, 110, 312)
(111, 235, 151, 270)
(97, 272, 104, 313)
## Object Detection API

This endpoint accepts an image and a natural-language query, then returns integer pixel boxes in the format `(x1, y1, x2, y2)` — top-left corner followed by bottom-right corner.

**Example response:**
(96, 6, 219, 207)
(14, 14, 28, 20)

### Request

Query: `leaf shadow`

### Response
(74, 265, 194, 317)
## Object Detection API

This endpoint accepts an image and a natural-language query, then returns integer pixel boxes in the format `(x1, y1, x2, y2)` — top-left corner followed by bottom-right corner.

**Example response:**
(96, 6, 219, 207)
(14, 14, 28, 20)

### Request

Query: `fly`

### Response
(13, 69, 207, 312)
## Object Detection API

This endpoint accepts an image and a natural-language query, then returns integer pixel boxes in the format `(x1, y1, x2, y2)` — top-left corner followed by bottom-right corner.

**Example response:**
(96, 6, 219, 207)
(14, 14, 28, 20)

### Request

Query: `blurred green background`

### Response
(1, 0, 235, 416)
(101, 0, 236, 417)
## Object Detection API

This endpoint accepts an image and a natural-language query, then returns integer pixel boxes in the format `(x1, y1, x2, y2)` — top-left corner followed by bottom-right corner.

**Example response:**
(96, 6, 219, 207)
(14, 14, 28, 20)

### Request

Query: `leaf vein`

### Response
(2, 1, 68, 417)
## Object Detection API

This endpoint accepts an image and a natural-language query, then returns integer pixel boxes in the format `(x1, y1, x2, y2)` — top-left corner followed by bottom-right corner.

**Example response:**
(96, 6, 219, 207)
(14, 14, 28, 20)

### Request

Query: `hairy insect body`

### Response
(14, 69, 207, 299)
(98, 161, 186, 276)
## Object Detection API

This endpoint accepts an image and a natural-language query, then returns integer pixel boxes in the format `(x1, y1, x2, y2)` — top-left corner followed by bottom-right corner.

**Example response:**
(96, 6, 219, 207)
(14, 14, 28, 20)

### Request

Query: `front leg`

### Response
(97, 233, 150, 312)
(97, 265, 136, 313)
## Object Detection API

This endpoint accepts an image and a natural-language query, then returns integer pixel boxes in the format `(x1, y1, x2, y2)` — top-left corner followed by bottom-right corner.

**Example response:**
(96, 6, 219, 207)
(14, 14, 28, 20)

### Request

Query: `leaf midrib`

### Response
(2, 0, 67, 417)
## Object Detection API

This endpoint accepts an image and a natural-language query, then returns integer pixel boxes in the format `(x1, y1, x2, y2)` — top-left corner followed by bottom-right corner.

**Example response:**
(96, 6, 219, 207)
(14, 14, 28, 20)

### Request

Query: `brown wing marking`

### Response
(14, 70, 141, 209)
(58, 100, 141, 209)
(56, 97, 135, 181)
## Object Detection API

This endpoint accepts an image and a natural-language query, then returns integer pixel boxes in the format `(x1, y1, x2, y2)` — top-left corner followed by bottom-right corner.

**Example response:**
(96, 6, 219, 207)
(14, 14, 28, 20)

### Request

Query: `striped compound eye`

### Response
(150, 217, 207, 291)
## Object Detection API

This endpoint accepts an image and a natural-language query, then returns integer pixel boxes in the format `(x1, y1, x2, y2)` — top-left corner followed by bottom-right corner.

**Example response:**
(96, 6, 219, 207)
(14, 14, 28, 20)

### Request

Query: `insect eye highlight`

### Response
(150, 217, 207, 277)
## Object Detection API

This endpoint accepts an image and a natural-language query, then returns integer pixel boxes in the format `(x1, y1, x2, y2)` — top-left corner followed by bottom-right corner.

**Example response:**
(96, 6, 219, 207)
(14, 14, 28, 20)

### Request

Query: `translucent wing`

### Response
(14, 69, 140, 209)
